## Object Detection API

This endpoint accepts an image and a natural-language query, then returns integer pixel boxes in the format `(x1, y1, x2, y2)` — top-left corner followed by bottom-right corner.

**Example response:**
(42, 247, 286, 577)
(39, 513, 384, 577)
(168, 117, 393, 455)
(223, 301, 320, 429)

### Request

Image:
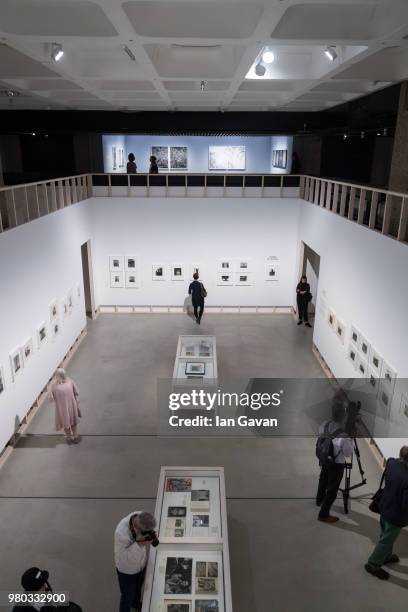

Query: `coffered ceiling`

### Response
(0, 0, 407, 112)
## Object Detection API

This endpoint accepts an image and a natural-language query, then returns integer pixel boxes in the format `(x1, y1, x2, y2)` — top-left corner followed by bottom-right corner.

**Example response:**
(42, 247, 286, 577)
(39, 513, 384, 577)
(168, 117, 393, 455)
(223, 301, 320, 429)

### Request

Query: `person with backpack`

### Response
(188, 272, 207, 325)
(316, 402, 353, 523)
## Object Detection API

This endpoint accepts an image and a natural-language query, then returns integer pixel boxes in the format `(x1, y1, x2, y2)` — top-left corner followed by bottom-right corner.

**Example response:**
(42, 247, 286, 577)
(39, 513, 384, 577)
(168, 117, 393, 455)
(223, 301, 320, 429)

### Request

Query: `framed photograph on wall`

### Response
(208, 145, 246, 170)
(152, 264, 167, 281)
(0, 365, 6, 395)
(327, 309, 336, 330)
(10, 347, 23, 381)
(359, 334, 371, 360)
(125, 256, 138, 271)
(218, 259, 233, 272)
(49, 299, 58, 322)
(170, 146, 188, 170)
(350, 324, 360, 347)
(61, 295, 69, 319)
(171, 264, 184, 281)
(22, 337, 34, 364)
(67, 289, 74, 314)
(335, 319, 346, 344)
(109, 255, 124, 272)
(110, 271, 124, 288)
(265, 262, 279, 281)
(235, 273, 251, 286)
(379, 382, 392, 418)
(36, 322, 48, 349)
(368, 369, 380, 394)
(369, 347, 383, 375)
(125, 272, 138, 288)
(357, 355, 368, 378)
(151, 146, 169, 170)
(236, 259, 252, 273)
(347, 344, 358, 369)
(51, 318, 60, 341)
(217, 272, 233, 286)
(382, 361, 397, 390)
(400, 393, 408, 420)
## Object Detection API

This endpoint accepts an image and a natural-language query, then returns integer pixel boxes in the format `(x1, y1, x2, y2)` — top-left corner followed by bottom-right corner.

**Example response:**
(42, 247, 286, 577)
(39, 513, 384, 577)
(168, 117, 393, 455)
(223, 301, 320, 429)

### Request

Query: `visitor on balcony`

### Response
(149, 155, 159, 174)
(126, 153, 137, 174)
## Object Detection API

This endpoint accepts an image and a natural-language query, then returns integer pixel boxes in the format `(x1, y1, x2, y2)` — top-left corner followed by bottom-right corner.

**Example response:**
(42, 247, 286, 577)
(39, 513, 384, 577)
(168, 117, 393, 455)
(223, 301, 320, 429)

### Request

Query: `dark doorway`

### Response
(81, 240, 96, 319)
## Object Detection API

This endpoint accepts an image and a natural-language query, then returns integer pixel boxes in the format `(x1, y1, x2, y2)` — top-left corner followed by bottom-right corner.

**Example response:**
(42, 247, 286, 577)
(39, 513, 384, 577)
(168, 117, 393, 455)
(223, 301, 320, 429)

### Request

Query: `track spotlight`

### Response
(262, 49, 275, 64)
(122, 45, 136, 62)
(324, 46, 337, 61)
(343, 133, 348, 140)
(255, 62, 266, 77)
(51, 43, 64, 62)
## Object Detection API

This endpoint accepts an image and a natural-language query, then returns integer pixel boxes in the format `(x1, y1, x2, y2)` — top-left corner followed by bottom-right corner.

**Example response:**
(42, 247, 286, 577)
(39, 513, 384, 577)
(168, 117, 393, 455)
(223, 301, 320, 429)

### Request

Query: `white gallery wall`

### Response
(90, 197, 302, 307)
(298, 204, 408, 457)
(0, 203, 92, 451)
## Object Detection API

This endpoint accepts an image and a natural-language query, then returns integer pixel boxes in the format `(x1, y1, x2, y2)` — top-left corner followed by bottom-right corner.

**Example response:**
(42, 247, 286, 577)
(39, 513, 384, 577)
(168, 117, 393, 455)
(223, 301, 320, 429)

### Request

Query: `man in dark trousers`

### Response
(296, 274, 312, 327)
(188, 272, 206, 325)
(365, 445, 408, 580)
(316, 402, 353, 523)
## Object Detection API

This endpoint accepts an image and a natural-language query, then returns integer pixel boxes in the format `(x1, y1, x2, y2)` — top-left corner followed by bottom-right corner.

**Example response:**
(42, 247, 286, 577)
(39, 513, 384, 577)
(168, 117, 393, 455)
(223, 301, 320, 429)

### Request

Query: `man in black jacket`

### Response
(296, 275, 312, 327)
(188, 272, 206, 325)
(365, 446, 408, 580)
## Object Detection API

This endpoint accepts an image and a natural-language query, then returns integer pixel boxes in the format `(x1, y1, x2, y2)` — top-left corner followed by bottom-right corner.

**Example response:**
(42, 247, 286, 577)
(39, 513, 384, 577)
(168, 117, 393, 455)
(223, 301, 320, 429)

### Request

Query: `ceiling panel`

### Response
(144, 44, 245, 78)
(163, 81, 231, 91)
(87, 80, 156, 91)
(0, 45, 59, 78)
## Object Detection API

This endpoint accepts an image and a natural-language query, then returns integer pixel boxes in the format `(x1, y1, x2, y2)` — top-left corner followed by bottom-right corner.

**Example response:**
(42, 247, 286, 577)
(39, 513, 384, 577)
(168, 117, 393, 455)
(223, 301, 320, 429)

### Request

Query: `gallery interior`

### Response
(1, 1, 408, 611)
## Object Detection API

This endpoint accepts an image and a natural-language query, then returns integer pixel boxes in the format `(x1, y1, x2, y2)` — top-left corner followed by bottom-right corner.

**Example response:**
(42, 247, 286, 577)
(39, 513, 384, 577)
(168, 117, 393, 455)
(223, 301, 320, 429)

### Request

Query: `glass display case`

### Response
(173, 336, 218, 385)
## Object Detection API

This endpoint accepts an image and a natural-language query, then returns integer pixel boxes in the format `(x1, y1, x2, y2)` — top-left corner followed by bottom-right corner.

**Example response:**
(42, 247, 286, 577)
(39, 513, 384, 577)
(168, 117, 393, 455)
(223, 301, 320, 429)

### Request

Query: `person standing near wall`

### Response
(126, 153, 137, 174)
(296, 275, 312, 327)
(188, 272, 207, 325)
(365, 446, 408, 580)
(50, 368, 81, 445)
(149, 155, 159, 174)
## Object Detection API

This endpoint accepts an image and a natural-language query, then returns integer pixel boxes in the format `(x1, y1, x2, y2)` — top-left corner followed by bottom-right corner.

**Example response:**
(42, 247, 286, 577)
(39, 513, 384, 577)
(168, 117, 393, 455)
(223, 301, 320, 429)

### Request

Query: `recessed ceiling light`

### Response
(255, 62, 266, 77)
(324, 46, 337, 61)
(122, 45, 136, 62)
(51, 43, 64, 62)
(262, 50, 275, 64)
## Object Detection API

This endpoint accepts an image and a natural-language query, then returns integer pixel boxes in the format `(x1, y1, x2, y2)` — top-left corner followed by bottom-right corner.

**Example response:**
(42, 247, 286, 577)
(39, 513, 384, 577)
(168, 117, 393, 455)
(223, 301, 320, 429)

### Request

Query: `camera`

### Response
(140, 530, 160, 547)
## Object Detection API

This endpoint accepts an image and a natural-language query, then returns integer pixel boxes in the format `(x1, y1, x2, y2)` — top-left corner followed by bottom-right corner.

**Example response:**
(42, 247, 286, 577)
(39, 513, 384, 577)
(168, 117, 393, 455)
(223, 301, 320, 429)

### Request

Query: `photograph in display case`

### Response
(195, 600, 219, 612)
(265, 262, 279, 281)
(172, 265, 184, 281)
(166, 478, 192, 492)
(196, 577, 218, 595)
(37, 322, 47, 348)
(164, 601, 191, 612)
(0, 365, 6, 395)
(199, 342, 211, 358)
(208, 145, 246, 170)
(165, 557, 193, 595)
(168, 507, 187, 518)
(110, 255, 123, 272)
(192, 515, 209, 528)
(191, 490, 210, 511)
(152, 146, 169, 169)
(185, 362, 205, 376)
(171, 146, 188, 170)
(153, 264, 167, 281)
(22, 337, 34, 364)
(196, 562, 218, 578)
(110, 272, 124, 288)
(165, 516, 186, 537)
(10, 347, 23, 381)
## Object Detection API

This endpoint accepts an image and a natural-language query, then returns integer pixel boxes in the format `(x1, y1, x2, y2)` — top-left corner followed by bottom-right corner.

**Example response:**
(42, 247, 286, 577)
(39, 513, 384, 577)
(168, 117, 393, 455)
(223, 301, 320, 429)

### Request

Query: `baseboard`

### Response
(98, 305, 293, 315)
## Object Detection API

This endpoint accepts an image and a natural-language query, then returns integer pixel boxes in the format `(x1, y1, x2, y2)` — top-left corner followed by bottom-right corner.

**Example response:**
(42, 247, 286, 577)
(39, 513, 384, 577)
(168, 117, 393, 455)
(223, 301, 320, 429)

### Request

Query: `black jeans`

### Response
(116, 568, 145, 612)
(193, 299, 204, 321)
(297, 299, 309, 322)
(317, 463, 345, 518)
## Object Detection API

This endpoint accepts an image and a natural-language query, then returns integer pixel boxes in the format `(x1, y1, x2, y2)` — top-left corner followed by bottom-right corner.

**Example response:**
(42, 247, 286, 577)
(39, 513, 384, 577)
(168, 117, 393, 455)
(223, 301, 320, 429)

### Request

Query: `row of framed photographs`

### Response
(0, 285, 81, 394)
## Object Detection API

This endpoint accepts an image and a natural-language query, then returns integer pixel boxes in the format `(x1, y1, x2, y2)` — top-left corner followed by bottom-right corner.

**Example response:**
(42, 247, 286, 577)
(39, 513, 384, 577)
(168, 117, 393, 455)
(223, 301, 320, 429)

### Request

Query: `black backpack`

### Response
(316, 422, 343, 466)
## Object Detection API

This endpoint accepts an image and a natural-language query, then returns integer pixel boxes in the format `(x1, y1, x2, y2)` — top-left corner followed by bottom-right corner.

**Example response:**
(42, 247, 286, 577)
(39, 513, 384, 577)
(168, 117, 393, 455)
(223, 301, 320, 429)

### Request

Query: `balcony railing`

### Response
(0, 173, 407, 245)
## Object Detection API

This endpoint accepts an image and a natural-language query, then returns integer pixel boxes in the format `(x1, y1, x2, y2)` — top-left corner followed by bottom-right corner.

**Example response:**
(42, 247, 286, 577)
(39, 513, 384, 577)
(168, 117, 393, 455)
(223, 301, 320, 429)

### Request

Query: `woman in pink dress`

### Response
(50, 368, 81, 444)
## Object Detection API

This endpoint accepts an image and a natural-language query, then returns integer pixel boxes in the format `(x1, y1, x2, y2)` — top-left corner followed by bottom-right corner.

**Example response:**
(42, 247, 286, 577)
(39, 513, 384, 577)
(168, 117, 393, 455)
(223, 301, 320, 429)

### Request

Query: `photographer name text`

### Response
(168, 415, 278, 428)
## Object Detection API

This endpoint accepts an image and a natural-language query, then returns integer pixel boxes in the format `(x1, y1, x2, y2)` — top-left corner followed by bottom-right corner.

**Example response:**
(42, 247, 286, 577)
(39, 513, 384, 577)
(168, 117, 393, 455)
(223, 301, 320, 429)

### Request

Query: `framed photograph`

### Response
(327, 309, 336, 330)
(357, 355, 368, 378)
(347, 344, 358, 369)
(22, 337, 34, 364)
(151, 146, 169, 170)
(170, 146, 188, 170)
(382, 361, 397, 389)
(400, 393, 408, 420)
(272, 149, 288, 169)
(236, 259, 252, 272)
(125, 272, 138, 288)
(335, 319, 346, 344)
(49, 299, 58, 322)
(217, 273, 233, 286)
(61, 295, 69, 319)
(350, 324, 360, 347)
(208, 145, 246, 170)
(125, 256, 137, 271)
(172, 264, 184, 281)
(164, 600, 192, 612)
(265, 262, 279, 281)
(164, 557, 192, 595)
(368, 368, 380, 393)
(195, 600, 218, 612)
(218, 259, 232, 272)
(51, 318, 60, 340)
(110, 272, 124, 288)
(185, 362, 205, 376)
(0, 365, 6, 395)
(36, 322, 48, 348)
(152, 264, 167, 281)
(67, 289, 74, 314)
(9, 347, 23, 381)
(379, 382, 392, 417)
(235, 273, 251, 286)
(109, 255, 123, 272)
(76, 283, 81, 300)
(369, 347, 383, 374)
(359, 334, 371, 360)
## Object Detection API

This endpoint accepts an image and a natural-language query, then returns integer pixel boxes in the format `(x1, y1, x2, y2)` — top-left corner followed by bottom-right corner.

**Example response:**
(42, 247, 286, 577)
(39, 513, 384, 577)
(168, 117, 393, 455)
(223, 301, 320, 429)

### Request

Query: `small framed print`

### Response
(335, 319, 346, 344)
(350, 325, 360, 347)
(400, 393, 408, 420)
(218, 259, 232, 272)
(152, 264, 167, 281)
(217, 272, 233, 286)
(327, 309, 336, 330)
(359, 334, 370, 360)
(379, 383, 392, 417)
(37, 322, 48, 348)
(22, 337, 34, 364)
(49, 299, 58, 322)
(10, 347, 23, 381)
(235, 273, 251, 286)
(347, 344, 358, 369)
(61, 295, 69, 319)
(125, 255, 137, 271)
(265, 263, 279, 281)
(382, 361, 397, 389)
(164, 601, 192, 612)
(236, 259, 252, 273)
(109, 255, 123, 272)
(0, 365, 6, 395)
(51, 318, 60, 340)
(369, 348, 383, 374)
(185, 362, 205, 376)
(110, 271, 124, 288)
(125, 272, 138, 288)
(171, 264, 184, 281)
(67, 289, 74, 314)
(76, 283, 81, 300)
(357, 355, 368, 378)
(368, 369, 380, 393)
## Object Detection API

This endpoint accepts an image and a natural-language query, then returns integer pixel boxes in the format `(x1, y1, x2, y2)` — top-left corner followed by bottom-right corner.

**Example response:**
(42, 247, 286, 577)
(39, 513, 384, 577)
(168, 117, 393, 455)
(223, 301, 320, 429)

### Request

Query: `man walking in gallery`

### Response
(365, 445, 408, 580)
(115, 511, 157, 612)
(188, 272, 207, 325)
(296, 274, 312, 327)
(316, 402, 353, 523)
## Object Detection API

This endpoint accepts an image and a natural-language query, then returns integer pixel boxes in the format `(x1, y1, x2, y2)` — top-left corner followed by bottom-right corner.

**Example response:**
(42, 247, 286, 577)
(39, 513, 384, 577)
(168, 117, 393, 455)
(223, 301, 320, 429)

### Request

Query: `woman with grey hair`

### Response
(50, 368, 81, 444)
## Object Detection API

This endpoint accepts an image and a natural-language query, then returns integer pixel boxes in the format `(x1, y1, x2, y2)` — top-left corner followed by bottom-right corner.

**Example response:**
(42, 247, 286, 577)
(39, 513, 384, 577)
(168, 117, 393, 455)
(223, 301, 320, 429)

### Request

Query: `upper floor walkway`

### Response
(0, 172, 407, 246)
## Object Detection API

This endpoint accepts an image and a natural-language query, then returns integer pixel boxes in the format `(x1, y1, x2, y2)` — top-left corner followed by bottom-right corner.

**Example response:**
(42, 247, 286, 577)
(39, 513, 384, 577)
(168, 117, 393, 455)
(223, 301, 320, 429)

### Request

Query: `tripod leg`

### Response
(342, 467, 351, 514)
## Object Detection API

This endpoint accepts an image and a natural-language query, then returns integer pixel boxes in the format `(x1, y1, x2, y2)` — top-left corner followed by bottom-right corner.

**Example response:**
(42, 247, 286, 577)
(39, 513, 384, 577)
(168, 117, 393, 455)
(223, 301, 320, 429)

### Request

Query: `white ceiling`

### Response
(0, 0, 407, 112)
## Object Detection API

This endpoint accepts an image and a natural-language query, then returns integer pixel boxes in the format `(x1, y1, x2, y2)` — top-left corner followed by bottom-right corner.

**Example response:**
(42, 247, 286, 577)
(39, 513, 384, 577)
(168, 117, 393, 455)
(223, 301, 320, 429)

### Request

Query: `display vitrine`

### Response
(173, 336, 218, 385)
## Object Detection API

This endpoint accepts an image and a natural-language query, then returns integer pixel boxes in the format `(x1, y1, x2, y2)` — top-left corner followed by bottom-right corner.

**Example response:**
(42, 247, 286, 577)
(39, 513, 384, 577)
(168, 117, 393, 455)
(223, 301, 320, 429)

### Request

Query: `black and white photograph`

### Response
(327, 309, 336, 329)
(48, 299, 58, 322)
(195, 577, 218, 595)
(151, 145, 169, 169)
(192, 514, 209, 528)
(152, 264, 167, 281)
(195, 600, 219, 612)
(166, 478, 192, 492)
(359, 335, 370, 358)
(208, 145, 246, 170)
(168, 506, 187, 517)
(0, 366, 5, 395)
(9, 347, 23, 381)
(164, 557, 193, 595)
(195, 561, 218, 579)
(172, 265, 184, 281)
(272, 149, 288, 169)
(236, 274, 251, 286)
(370, 348, 383, 373)
(191, 490, 210, 503)
(164, 600, 191, 612)
(125, 256, 137, 270)
(165, 516, 186, 537)
(217, 273, 233, 286)
(400, 393, 408, 419)
(382, 362, 397, 387)
(36, 322, 47, 348)
(336, 319, 346, 344)
(347, 345, 358, 368)
(170, 146, 188, 170)
(110, 271, 124, 288)
(350, 324, 360, 346)
(109, 255, 123, 272)
(265, 263, 279, 281)
(22, 337, 34, 364)
(185, 363, 205, 376)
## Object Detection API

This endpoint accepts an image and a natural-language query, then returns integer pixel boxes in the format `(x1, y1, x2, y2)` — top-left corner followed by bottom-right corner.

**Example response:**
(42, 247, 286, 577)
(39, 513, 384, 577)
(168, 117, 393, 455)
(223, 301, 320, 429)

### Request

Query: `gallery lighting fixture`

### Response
(122, 45, 136, 62)
(360, 131, 365, 139)
(255, 62, 266, 77)
(51, 43, 64, 62)
(343, 133, 348, 140)
(262, 49, 275, 64)
(324, 46, 337, 61)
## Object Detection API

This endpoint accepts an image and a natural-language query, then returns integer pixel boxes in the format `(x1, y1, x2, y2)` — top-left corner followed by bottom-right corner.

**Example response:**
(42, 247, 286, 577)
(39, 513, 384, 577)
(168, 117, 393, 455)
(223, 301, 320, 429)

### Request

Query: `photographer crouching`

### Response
(114, 511, 158, 612)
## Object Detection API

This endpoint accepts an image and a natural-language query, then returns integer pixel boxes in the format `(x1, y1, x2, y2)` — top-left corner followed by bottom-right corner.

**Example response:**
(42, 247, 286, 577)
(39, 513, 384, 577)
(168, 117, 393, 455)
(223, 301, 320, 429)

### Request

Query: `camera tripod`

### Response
(339, 437, 367, 514)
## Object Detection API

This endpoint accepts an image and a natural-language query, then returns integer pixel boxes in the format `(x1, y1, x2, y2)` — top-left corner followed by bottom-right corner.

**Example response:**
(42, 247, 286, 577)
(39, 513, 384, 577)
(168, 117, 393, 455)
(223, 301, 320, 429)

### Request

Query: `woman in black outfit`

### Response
(126, 153, 137, 174)
(296, 275, 312, 327)
(188, 272, 206, 324)
(149, 155, 159, 174)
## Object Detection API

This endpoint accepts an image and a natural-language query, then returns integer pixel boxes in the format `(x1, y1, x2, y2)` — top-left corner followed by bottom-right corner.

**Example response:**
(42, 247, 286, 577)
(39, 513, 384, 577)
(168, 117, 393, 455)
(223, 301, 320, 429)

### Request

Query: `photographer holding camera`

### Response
(114, 511, 158, 612)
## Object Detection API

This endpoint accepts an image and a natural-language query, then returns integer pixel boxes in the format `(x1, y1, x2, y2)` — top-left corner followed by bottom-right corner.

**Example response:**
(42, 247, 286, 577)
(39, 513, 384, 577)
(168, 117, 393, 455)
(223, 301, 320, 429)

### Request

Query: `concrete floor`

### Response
(0, 314, 407, 611)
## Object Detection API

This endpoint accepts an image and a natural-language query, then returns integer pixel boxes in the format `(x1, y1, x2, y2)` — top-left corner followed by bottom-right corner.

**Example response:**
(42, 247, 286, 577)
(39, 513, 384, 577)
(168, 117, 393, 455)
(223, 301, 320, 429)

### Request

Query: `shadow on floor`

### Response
(15, 434, 69, 449)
